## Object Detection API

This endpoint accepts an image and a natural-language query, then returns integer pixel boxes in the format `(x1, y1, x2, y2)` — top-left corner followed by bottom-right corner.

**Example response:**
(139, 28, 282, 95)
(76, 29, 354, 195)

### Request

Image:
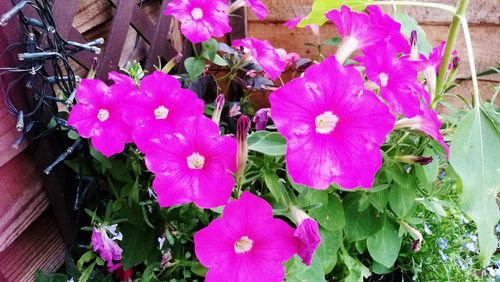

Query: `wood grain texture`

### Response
(0, 151, 48, 252)
(0, 212, 65, 282)
(248, 0, 500, 24)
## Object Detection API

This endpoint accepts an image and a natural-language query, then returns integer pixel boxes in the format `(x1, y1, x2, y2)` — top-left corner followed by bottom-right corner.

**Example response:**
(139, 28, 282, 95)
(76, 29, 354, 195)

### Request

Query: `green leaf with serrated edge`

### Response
(248, 131, 286, 156)
(344, 193, 383, 241)
(184, 57, 205, 79)
(367, 218, 402, 268)
(449, 107, 500, 266)
(202, 38, 218, 61)
(299, 0, 371, 27)
(394, 13, 432, 56)
(310, 194, 345, 231)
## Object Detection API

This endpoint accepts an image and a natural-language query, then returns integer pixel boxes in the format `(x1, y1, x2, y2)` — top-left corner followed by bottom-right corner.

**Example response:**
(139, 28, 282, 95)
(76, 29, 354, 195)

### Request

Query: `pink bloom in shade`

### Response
(165, 0, 231, 43)
(253, 108, 270, 131)
(357, 43, 423, 118)
(67, 79, 132, 157)
(233, 38, 286, 80)
(229, 103, 242, 117)
(366, 6, 409, 53)
(325, 6, 386, 63)
(290, 206, 321, 266)
(124, 71, 204, 153)
(284, 16, 305, 30)
(245, 0, 268, 20)
(91, 227, 123, 272)
(269, 56, 395, 189)
(395, 108, 449, 158)
(194, 192, 299, 282)
(145, 116, 237, 208)
(286, 52, 301, 68)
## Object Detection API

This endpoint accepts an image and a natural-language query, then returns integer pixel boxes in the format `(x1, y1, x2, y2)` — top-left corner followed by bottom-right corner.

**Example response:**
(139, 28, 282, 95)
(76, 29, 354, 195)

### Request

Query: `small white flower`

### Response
(158, 236, 166, 249)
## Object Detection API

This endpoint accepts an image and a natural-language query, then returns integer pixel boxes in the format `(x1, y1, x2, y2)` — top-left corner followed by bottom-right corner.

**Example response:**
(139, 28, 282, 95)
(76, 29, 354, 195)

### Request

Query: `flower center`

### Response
(234, 236, 253, 254)
(154, 105, 169, 120)
(191, 7, 203, 20)
(315, 111, 339, 134)
(97, 109, 110, 122)
(187, 152, 205, 169)
(378, 72, 389, 87)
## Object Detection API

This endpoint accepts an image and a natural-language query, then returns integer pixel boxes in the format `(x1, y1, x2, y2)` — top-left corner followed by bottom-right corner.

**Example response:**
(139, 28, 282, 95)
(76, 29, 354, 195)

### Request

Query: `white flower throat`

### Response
(315, 111, 339, 134)
(154, 105, 169, 120)
(187, 152, 205, 169)
(234, 236, 253, 254)
(191, 8, 203, 20)
(97, 109, 110, 122)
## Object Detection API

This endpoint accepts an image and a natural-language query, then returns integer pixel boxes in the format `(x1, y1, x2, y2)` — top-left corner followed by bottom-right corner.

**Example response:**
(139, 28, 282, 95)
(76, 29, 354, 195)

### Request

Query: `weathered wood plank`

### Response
(0, 212, 65, 282)
(248, 0, 500, 24)
(0, 151, 48, 252)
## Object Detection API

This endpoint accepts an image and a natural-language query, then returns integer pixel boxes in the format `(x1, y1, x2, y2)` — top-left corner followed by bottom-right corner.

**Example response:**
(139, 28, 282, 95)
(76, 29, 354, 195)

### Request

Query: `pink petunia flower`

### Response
(284, 16, 304, 30)
(325, 5, 386, 63)
(124, 71, 204, 153)
(91, 226, 123, 272)
(290, 206, 321, 266)
(233, 38, 286, 80)
(269, 56, 395, 189)
(245, 0, 268, 20)
(357, 43, 423, 118)
(366, 6, 409, 53)
(67, 76, 132, 157)
(194, 192, 299, 282)
(165, 0, 231, 43)
(394, 108, 449, 158)
(145, 115, 237, 208)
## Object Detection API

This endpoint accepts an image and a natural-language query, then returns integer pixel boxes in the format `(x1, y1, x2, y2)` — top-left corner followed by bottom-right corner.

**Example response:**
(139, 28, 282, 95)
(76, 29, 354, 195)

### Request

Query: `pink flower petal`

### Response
(245, 0, 268, 20)
(233, 38, 286, 80)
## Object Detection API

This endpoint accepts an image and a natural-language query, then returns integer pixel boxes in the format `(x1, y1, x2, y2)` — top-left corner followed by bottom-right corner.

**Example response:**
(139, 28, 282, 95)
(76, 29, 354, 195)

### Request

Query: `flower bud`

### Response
(452, 56, 460, 70)
(237, 115, 250, 179)
(87, 57, 99, 79)
(409, 30, 419, 60)
(401, 222, 423, 252)
(396, 155, 433, 165)
(253, 108, 270, 131)
(290, 206, 321, 266)
(212, 94, 225, 125)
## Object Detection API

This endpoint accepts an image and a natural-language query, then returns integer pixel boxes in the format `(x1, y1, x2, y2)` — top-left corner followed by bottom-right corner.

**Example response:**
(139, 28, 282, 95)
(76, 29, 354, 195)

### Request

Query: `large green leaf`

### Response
(248, 131, 287, 156)
(344, 193, 383, 241)
(309, 194, 345, 231)
(285, 255, 326, 282)
(366, 219, 402, 268)
(315, 228, 342, 274)
(298, 0, 370, 27)
(387, 166, 417, 218)
(184, 57, 205, 79)
(394, 13, 432, 56)
(449, 107, 500, 266)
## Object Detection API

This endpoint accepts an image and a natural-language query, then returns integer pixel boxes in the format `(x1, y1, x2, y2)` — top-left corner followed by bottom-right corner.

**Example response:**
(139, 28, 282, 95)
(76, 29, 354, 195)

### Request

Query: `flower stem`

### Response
(433, 0, 470, 108)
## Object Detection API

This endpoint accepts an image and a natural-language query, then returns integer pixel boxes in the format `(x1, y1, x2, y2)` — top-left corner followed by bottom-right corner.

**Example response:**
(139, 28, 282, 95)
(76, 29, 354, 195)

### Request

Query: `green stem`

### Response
(432, 0, 470, 108)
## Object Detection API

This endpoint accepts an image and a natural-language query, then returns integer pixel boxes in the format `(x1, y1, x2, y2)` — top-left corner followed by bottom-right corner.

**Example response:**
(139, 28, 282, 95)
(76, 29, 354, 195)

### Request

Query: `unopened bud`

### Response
(410, 30, 419, 60)
(401, 222, 423, 252)
(236, 115, 250, 179)
(396, 155, 433, 165)
(212, 94, 225, 125)
(452, 56, 460, 69)
(16, 111, 24, 132)
(253, 108, 270, 131)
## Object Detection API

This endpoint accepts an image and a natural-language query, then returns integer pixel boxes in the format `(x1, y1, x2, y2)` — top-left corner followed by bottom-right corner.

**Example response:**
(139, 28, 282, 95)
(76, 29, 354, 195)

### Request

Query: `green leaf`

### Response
(449, 107, 500, 266)
(248, 131, 286, 156)
(371, 261, 393, 275)
(76, 250, 95, 271)
(342, 253, 371, 282)
(366, 218, 402, 268)
(344, 193, 383, 241)
(184, 57, 205, 79)
(213, 54, 228, 66)
(79, 261, 96, 282)
(315, 228, 342, 274)
(322, 37, 342, 47)
(415, 147, 440, 191)
(202, 39, 218, 61)
(394, 13, 432, 56)
(299, 0, 370, 27)
(264, 172, 290, 205)
(387, 166, 417, 218)
(285, 255, 326, 282)
(191, 262, 208, 277)
(34, 271, 68, 282)
(309, 194, 345, 231)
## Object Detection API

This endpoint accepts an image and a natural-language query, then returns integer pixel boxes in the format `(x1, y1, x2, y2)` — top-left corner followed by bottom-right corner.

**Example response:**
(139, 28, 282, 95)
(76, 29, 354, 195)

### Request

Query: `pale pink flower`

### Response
(194, 192, 299, 282)
(245, 0, 268, 20)
(165, 0, 231, 43)
(229, 103, 242, 117)
(124, 71, 204, 153)
(145, 116, 237, 208)
(67, 77, 132, 157)
(394, 108, 449, 157)
(269, 56, 395, 189)
(91, 226, 123, 272)
(233, 38, 286, 80)
(290, 206, 321, 266)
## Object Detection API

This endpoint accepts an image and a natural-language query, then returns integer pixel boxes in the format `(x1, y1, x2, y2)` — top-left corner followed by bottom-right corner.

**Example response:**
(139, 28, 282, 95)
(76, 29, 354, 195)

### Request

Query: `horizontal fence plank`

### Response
(0, 151, 48, 252)
(248, 0, 500, 24)
(0, 211, 65, 282)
